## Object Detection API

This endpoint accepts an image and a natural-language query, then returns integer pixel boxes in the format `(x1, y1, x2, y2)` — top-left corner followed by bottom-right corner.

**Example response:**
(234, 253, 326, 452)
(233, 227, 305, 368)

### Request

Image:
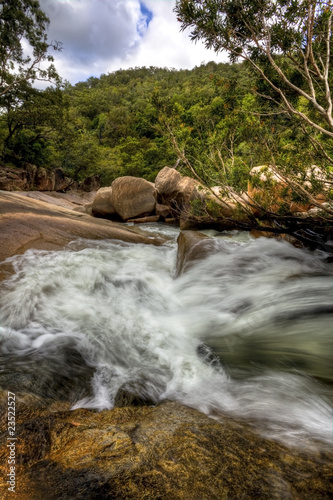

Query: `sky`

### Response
(38, 0, 226, 85)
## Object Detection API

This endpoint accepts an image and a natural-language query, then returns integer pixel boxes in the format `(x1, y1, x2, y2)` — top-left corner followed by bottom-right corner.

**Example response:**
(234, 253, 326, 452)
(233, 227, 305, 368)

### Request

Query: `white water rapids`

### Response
(0, 225, 332, 450)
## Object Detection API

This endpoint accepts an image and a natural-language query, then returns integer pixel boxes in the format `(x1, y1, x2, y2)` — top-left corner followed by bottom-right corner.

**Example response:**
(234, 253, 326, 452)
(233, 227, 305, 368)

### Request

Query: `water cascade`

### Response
(1, 225, 332, 450)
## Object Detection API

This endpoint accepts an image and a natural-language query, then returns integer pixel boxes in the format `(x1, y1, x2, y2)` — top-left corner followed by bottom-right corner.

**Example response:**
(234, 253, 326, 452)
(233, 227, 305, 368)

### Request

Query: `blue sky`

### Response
(139, 1, 153, 30)
(136, 2, 153, 37)
(38, 0, 225, 84)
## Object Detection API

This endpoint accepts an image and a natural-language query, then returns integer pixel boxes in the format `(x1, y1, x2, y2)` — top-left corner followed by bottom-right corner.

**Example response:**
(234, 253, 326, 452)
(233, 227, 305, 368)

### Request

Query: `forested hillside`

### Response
(0, 62, 244, 184)
(1, 60, 331, 194)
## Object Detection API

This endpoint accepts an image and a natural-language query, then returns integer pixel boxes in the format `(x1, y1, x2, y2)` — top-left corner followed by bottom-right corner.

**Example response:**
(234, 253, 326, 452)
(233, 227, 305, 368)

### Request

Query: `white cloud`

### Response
(111, 0, 225, 71)
(39, 0, 226, 84)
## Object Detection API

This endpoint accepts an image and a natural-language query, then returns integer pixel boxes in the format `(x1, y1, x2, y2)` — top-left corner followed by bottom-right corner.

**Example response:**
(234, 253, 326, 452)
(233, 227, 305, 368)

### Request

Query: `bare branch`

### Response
(324, 9, 333, 121)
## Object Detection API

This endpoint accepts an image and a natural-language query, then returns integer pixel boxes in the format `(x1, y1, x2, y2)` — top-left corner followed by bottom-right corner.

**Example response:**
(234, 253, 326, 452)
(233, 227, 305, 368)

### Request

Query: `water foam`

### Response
(0, 231, 332, 449)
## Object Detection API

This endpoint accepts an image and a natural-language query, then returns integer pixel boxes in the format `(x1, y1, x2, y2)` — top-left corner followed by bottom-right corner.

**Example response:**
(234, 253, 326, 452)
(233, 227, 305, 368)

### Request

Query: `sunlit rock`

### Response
(111, 176, 156, 221)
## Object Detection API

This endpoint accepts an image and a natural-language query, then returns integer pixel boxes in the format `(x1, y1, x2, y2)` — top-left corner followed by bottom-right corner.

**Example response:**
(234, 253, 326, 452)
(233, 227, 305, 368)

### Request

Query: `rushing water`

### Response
(0, 224, 332, 450)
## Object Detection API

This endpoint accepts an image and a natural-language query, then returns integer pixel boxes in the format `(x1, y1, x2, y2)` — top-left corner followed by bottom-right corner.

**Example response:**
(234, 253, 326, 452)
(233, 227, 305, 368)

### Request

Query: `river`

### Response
(0, 224, 332, 451)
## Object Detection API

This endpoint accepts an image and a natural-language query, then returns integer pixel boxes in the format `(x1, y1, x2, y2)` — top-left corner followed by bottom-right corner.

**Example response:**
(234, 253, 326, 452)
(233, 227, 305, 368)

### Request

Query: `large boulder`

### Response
(155, 166, 182, 197)
(155, 167, 201, 214)
(178, 175, 201, 204)
(110, 176, 157, 221)
(92, 187, 117, 218)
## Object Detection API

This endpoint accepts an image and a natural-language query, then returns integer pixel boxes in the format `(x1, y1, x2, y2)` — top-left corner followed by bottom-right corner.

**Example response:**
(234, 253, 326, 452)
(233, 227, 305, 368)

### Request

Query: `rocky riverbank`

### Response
(0, 164, 100, 193)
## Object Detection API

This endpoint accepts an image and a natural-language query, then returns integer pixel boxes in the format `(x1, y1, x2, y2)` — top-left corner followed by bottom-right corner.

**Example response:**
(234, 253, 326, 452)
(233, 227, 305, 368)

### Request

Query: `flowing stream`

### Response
(0, 224, 332, 450)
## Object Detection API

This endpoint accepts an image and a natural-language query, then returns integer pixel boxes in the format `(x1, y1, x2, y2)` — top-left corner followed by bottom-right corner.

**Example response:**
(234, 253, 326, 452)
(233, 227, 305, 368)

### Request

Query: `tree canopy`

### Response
(175, 1, 333, 148)
(0, 0, 61, 100)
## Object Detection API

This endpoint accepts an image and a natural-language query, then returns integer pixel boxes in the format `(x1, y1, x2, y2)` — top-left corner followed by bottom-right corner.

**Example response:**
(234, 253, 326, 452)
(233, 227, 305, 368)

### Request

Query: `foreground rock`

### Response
(110, 176, 157, 220)
(0, 395, 331, 500)
(0, 191, 163, 280)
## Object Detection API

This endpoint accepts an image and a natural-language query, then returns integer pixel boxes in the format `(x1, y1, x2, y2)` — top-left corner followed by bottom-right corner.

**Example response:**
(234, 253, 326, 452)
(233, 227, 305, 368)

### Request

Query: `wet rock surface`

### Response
(176, 230, 219, 276)
(0, 395, 332, 500)
(15, 191, 86, 210)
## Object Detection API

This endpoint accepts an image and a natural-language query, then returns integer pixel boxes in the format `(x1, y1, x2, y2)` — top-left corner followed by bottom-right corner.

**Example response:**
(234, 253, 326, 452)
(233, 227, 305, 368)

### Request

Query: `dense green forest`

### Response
(0, 61, 252, 186)
(1, 61, 332, 195)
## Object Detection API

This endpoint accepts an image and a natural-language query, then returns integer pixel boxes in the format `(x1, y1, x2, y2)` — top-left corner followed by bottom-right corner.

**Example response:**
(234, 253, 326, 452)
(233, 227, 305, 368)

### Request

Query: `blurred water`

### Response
(0, 227, 332, 450)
